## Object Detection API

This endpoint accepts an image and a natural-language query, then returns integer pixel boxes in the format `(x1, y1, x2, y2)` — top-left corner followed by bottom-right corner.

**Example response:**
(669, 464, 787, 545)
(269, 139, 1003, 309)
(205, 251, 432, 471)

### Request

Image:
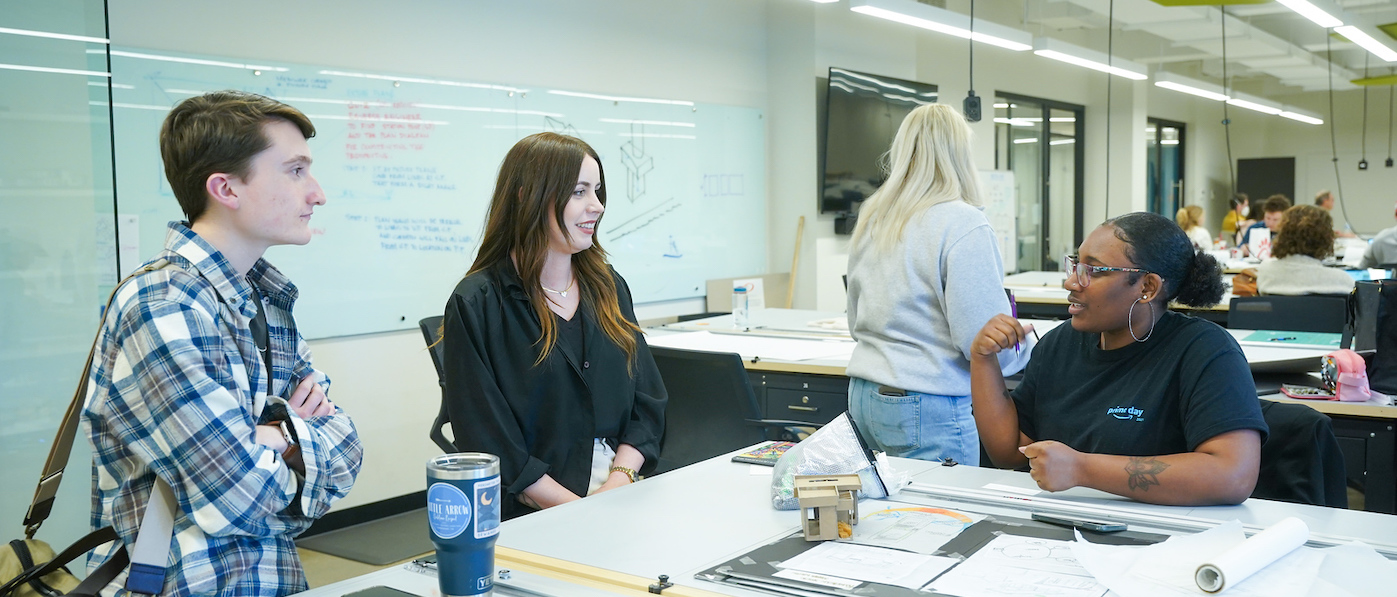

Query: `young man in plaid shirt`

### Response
(83, 91, 363, 595)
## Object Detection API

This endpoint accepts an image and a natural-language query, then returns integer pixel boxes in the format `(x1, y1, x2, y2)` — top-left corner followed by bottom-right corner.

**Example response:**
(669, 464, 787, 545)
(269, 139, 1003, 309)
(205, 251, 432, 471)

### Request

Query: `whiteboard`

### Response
(980, 170, 1017, 274)
(106, 47, 766, 339)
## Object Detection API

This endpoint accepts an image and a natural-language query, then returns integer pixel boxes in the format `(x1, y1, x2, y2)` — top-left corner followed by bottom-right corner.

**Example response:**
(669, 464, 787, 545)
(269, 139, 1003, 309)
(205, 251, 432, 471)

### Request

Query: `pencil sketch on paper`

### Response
(929, 534, 1107, 597)
(848, 504, 986, 555)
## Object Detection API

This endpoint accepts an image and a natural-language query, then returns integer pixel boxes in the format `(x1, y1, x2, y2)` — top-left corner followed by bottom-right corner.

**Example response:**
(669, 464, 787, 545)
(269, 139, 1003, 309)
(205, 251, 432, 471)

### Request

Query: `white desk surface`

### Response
(651, 309, 1332, 373)
(293, 450, 1397, 597)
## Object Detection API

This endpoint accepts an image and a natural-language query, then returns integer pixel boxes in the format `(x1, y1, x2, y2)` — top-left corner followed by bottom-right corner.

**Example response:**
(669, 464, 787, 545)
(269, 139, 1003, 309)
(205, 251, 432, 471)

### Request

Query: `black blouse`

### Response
(440, 262, 667, 520)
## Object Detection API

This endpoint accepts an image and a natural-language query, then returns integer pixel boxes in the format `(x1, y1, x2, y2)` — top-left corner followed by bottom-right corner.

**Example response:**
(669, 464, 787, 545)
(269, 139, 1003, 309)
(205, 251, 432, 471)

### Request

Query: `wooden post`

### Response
(786, 215, 805, 309)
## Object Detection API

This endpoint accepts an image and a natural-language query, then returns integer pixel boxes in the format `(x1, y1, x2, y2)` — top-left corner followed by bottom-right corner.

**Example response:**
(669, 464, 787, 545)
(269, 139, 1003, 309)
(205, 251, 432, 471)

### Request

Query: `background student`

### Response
(969, 212, 1267, 506)
(845, 104, 1028, 466)
(1257, 204, 1355, 296)
(1241, 194, 1292, 255)
(439, 132, 666, 520)
(1221, 193, 1252, 246)
(1175, 204, 1212, 249)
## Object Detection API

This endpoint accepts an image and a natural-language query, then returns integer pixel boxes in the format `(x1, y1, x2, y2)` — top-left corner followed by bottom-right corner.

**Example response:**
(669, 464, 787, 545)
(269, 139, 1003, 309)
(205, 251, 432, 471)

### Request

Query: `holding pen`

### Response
(1009, 290, 1020, 352)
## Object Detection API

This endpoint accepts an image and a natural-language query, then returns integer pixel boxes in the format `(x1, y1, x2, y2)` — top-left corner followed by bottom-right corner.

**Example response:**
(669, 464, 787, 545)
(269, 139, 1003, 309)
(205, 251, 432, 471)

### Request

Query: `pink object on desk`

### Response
(1324, 349, 1372, 402)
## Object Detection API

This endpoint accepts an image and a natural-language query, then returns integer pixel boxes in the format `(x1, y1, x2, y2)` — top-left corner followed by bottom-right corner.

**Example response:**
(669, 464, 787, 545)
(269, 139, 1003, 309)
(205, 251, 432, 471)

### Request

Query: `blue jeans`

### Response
(847, 376, 979, 466)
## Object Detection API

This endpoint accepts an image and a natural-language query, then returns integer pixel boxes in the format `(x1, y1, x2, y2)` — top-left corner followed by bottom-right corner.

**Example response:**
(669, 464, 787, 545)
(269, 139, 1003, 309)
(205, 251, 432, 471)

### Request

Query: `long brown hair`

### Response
(469, 132, 640, 367)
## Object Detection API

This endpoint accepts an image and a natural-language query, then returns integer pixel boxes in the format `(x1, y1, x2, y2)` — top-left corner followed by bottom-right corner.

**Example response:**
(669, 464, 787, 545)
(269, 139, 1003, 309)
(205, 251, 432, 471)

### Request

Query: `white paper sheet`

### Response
(847, 502, 986, 555)
(644, 330, 855, 362)
(929, 534, 1107, 597)
(1070, 521, 1324, 597)
(777, 542, 957, 590)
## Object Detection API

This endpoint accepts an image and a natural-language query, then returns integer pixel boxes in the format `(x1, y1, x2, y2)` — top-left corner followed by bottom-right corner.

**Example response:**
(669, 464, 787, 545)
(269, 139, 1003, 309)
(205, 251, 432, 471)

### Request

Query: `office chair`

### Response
(1227, 295, 1347, 333)
(418, 316, 456, 453)
(650, 346, 818, 474)
(1252, 400, 1348, 508)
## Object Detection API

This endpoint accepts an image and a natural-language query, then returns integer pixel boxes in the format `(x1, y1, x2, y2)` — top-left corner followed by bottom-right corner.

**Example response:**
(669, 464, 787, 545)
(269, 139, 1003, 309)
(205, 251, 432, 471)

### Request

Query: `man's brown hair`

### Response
(1262, 194, 1292, 214)
(159, 90, 315, 222)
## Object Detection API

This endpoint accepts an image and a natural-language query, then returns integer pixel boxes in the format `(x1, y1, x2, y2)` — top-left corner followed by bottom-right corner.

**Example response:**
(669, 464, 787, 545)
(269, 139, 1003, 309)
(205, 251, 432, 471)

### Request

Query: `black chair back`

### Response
(419, 316, 455, 453)
(1252, 400, 1348, 508)
(1227, 295, 1348, 333)
(651, 346, 770, 474)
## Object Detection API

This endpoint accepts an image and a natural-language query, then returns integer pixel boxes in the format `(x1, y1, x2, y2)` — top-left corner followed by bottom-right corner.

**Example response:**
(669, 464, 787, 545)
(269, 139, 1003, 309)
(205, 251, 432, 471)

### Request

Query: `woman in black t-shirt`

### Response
(440, 133, 667, 519)
(969, 212, 1267, 506)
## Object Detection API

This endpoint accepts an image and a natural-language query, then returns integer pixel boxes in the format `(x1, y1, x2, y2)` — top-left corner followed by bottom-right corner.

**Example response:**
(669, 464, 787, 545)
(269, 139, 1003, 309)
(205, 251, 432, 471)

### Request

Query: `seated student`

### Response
(1175, 204, 1212, 249)
(969, 212, 1268, 506)
(440, 132, 666, 520)
(1257, 205, 1355, 295)
(1221, 193, 1251, 245)
(1314, 189, 1357, 238)
(1359, 203, 1397, 269)
(1241, 194, 1291, 255)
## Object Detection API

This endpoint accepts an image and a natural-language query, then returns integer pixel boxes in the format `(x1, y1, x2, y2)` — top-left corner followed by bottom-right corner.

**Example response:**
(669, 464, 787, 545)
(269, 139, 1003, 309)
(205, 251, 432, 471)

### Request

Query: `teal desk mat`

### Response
(1242, 330, 1342, 347)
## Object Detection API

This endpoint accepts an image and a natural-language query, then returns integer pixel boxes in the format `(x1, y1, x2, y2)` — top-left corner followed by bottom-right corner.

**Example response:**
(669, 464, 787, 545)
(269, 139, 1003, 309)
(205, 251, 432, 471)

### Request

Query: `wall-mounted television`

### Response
(819, 67, 938, 217)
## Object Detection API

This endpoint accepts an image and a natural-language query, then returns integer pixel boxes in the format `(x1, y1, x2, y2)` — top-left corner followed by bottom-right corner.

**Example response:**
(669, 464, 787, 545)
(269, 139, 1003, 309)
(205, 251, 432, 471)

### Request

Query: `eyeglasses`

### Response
(1063, 255, 1150, 288)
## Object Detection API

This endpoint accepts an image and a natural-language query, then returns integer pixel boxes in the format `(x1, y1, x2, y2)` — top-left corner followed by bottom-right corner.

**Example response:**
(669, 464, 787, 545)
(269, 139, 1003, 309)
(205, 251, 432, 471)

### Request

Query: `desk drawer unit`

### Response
(750, 372, 848, 425)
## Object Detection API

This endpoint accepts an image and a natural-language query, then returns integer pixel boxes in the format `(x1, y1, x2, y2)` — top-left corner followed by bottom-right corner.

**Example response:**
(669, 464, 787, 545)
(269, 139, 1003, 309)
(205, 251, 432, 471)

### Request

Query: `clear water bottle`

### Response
(732, 286, 750, 329)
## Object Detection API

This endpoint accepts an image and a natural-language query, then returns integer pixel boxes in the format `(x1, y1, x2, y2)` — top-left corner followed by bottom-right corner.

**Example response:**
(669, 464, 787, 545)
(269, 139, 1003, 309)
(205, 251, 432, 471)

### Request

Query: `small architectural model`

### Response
(794, 474, 861, 541)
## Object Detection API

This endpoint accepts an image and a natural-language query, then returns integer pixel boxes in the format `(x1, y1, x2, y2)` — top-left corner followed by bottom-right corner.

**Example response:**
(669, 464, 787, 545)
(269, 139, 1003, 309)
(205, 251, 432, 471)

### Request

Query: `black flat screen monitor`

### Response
(820, 67, 938, 215)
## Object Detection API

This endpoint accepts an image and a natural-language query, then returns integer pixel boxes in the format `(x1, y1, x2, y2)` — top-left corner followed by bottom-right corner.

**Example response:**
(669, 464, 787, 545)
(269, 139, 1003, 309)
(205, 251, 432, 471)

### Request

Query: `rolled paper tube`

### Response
(1194, 517, 1309, 593)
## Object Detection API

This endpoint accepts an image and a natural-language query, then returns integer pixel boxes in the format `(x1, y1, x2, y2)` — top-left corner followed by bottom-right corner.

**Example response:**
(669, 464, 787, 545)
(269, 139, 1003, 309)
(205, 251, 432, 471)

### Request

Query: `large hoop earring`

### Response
(1128, 296, 1156, 343)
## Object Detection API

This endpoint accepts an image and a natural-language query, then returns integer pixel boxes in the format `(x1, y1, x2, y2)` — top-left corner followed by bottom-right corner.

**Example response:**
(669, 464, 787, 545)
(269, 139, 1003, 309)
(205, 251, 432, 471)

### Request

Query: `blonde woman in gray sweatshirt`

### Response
(845, 104, 1029, 466)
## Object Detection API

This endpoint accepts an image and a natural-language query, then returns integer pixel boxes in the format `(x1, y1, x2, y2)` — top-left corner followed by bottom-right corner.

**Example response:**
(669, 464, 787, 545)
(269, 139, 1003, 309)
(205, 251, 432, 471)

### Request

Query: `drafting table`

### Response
(291, 448, 1397, 597)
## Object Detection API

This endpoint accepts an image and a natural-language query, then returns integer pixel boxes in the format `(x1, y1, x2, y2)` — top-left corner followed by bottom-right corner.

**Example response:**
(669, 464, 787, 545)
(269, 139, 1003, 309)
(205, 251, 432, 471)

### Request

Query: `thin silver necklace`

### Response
(541, 277, 575, 298)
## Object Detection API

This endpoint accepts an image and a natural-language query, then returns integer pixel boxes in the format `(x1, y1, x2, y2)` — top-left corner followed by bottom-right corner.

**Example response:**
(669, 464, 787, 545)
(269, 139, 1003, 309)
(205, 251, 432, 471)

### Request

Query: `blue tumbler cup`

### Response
(427, 453, 501, 597)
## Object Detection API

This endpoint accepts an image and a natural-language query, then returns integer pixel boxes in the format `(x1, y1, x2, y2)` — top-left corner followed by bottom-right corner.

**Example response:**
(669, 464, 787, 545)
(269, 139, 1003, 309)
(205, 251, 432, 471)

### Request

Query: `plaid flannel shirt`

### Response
(83, 222, 363, 596)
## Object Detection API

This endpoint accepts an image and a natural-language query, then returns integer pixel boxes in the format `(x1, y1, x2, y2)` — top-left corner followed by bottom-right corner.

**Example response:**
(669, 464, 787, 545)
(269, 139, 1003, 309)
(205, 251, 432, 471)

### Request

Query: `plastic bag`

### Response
(770, 412, 909, 510)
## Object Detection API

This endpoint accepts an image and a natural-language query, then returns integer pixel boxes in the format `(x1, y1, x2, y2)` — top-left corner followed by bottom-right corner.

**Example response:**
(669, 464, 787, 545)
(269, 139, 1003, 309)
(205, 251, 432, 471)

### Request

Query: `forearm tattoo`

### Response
(1125, 457, 1170, 492)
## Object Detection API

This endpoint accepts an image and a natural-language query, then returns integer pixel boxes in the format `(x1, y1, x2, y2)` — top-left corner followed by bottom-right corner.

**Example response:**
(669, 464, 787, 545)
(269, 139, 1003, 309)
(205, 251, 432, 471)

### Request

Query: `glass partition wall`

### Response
(1, 0, 114, 551)
(994, 93, 1084, 272)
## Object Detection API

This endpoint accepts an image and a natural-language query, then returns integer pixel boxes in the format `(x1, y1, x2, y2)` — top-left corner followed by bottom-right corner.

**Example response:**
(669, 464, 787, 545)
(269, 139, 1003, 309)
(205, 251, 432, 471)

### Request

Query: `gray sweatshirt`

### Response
(846, 201, 1029, 396)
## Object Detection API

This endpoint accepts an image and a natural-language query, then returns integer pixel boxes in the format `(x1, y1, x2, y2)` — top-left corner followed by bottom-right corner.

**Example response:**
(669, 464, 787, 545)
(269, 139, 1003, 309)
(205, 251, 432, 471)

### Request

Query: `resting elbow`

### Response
(1208, 466, 1259, 506)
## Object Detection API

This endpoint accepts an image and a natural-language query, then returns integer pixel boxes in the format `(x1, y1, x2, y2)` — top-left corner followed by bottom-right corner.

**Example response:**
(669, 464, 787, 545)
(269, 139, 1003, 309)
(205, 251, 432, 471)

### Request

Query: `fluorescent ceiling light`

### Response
(0, 26, 108, 44)
(547, 90, 694, 106)
(1033, 38, 1147, 80)
(1154, 72, 1229, 102)
(0, 62, 109, 77)
(95, 49, 289, 72)
(1013, 138, 1038, 144)
(1335, 25, 1397, 63)
(1226, 92, 1284, 115)
(1050, 139, 1076, 146)
(89, 81, 134, 89)
(1274, 0, 1343, 29)
(993, 117, 1035, 126)
(1278, 109, 1324, 125)
(1161, 140, 1180, 145)
(850, 0, 1032, 52)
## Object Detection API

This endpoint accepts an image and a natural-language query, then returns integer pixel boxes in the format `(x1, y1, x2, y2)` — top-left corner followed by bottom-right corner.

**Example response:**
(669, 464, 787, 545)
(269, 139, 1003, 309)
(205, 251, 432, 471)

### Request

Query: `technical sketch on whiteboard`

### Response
(544, 116, 581, 138)
(980, 170, 1017, 274)
(620, 123, 654, 203)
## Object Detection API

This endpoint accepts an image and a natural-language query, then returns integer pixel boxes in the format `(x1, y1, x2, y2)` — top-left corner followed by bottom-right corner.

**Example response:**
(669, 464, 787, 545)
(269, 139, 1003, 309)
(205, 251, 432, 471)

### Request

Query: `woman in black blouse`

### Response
(440, 132, 667, 519)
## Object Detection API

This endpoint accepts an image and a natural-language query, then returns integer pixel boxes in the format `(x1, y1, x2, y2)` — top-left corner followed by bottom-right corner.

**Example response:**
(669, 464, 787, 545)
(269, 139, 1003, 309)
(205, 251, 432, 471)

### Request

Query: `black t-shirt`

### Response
(1011, 312, 1268, 456)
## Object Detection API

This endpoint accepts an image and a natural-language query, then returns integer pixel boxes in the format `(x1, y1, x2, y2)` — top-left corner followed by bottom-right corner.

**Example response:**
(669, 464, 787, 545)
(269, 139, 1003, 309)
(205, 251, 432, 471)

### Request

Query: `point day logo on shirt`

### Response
(1107, 406, 1145, 422)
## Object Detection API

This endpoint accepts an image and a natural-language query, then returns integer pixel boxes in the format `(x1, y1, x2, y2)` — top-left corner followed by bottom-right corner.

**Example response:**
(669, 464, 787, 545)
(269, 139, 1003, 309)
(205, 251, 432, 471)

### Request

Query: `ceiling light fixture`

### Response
(849, 0, 1032, 52)
(1033, 37, 1147, 80)
(1274, 0, 1343, 29)
(1153, 72, 1229, 102)
(0, 26, 108, 44)
(1335, 25, 1397, 63)
(1225, 91, 1284, 115)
